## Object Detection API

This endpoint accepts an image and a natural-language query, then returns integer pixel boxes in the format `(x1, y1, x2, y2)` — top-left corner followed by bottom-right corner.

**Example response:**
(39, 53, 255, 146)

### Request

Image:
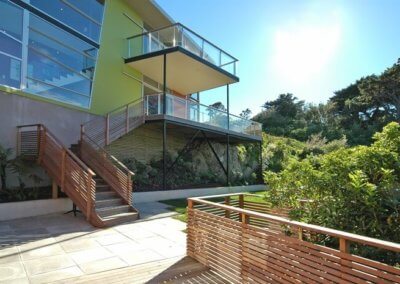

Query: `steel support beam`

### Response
(201, 131, 228, 177)
(226, 84, 230, 186)
(227, 134, 230, 186)
(163, 121, 167, 189)
(166, 130, 201, 174)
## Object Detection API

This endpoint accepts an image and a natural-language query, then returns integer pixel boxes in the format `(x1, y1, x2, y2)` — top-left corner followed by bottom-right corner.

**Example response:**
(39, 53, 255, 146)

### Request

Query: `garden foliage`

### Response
(264, 122, 400, 264)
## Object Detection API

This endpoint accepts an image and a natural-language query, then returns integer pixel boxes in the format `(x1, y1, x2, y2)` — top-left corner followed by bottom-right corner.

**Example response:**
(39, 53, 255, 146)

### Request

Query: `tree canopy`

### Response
(252, 58, 400, 146)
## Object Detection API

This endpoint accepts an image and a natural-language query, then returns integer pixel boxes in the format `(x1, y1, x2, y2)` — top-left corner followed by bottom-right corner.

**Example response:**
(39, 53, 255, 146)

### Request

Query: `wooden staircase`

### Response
(17, 124, 138, 227)
(70, 143, 138, 226)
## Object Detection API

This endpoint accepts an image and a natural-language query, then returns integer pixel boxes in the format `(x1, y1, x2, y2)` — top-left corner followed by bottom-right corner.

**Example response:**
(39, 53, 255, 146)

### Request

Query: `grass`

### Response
(160, 191, 268, 223)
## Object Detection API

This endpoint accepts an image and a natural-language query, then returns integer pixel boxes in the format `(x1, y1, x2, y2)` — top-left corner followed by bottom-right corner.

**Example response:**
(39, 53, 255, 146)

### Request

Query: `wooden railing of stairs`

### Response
(17, 124, 138, 227)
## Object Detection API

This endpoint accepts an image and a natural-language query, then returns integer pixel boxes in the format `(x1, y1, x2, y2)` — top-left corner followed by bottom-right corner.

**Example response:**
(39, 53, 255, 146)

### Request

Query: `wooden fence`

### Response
(187, 193, 400, 284)
(17, 124, 96, 221)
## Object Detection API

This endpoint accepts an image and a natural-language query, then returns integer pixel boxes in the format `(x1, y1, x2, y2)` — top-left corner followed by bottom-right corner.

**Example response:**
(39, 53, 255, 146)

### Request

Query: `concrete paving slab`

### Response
(69, 247, 114, 265)
(29, 266, 83, 284)
(0, 261, 26, 282)
(78, 256, 128, 274)
(23, 255, 75, 276)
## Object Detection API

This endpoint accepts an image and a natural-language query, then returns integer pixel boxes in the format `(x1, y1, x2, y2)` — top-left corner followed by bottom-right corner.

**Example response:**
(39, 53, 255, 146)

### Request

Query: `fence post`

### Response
(37, 126, 45, 164)
(52, 180, 58, 199)
(127, 172, 132, 205)
(339, 238, 350, 253)
(60, 149, 66, 191)
(240, 211, 249, 282)
(239, 194, 244, 221)
(298, 227, 303, 240)
(86, 173, 93, 221)
(224, 196, 231, 218)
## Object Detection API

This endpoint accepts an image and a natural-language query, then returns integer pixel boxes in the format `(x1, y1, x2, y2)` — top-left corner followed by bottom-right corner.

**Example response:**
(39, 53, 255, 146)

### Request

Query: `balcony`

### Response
(125, 23, 239, 95)
(144, 93, 262, 139)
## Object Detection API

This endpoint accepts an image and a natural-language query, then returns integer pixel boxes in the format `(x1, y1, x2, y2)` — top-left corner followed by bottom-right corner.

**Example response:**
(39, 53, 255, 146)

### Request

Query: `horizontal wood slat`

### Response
(80, 137, 133, 206)
(187, 194, 400, 284)
(17, 124, 98, 225)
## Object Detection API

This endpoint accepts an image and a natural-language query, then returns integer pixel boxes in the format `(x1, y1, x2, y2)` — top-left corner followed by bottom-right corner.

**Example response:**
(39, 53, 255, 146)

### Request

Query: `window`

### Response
(0, 0, 23, 88)
(0, 0, 104, 108)
(26, 15, 95, 108)
(26, 0, 104, 43)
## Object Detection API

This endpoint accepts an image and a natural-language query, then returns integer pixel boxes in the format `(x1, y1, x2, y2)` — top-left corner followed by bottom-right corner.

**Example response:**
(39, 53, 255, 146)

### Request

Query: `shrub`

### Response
(264, 122, 400, 265)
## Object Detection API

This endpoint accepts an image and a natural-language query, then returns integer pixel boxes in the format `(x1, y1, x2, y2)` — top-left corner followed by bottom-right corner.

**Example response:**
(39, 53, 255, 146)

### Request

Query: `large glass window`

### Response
(0, 0, 103, 108)
(0, 0, 22, 88)
(26, 15, 95, 108)
(26, 0, 103, 43)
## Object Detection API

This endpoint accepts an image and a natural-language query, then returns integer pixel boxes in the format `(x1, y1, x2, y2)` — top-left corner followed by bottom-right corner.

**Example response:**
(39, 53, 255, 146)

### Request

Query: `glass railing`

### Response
(127, 23, 238, 76)
(145, 93, 262, 138)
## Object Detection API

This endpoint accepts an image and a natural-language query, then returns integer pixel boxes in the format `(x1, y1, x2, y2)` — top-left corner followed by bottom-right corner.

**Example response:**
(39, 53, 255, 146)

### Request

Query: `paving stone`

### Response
(29, 266, 83, 284)
(117, 248, 164, 266)
(69, 247, 114, 265)
(0, 276, 29, 284)
(23, 254, 76, 276)
(0, 261, 26, 282)
(0, 246, 20, 264)
(94, 234, 130, 246)
(105, 241, 145, 255)
(78, 256, 127, 274)
(60, 238, 101, 253)
(20, 243, 65, 261)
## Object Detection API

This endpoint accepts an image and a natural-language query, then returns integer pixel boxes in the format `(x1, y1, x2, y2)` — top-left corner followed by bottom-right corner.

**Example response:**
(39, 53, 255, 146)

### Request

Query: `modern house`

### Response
(0, 0, 262, 226)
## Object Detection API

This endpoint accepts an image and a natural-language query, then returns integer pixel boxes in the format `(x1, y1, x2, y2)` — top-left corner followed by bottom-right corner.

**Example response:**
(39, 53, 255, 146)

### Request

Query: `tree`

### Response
(262, 93, 304, 119)
(239, 108, 252, 119)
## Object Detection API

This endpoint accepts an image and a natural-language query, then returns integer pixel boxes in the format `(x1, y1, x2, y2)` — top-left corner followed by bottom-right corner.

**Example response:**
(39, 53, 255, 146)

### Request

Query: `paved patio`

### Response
(0, 202, 187, 283)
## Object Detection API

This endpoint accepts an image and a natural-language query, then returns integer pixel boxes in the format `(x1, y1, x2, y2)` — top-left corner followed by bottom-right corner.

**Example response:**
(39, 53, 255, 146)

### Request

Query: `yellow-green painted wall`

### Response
(90, 0, 143, 115)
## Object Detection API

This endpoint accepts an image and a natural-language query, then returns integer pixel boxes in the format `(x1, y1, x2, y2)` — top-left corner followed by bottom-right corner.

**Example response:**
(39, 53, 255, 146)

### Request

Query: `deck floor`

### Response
(53, 256, 229, 284)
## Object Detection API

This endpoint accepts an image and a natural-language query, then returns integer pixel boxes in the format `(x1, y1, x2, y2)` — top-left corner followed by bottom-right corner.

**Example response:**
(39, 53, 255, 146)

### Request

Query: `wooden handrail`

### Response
(82, 133, 133, 176)
(18, 124, 95, 175)
(17, 124, 97, 223)
(189, 195, 400, 253)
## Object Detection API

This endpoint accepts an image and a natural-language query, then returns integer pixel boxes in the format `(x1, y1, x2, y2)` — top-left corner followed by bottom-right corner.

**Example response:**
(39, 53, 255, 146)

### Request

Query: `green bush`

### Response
(264, 122, 400, 265)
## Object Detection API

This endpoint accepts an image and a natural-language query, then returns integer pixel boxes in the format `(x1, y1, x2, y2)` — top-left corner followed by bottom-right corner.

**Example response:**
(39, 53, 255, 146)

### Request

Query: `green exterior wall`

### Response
(90, 0, 144, 115)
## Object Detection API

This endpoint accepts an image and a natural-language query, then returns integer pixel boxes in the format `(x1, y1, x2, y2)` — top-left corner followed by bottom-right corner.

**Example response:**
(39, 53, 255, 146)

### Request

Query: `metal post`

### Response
(227, 134, 230, 186)
(227, 84, 230, 130)
(163, 54, 167, 115)
(163, 121, 167, 190)
(226, 84, 230, 186)
(260, 140, 263, 181)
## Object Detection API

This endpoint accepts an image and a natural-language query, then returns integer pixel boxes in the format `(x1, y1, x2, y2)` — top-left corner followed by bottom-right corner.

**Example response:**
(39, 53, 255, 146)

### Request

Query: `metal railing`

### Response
(127, 23, 238, 76)
(145, 93, 262, 137)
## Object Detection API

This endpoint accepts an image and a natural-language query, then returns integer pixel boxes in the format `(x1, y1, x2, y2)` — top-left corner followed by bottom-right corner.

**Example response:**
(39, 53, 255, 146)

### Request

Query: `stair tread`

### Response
(101, 211, 138, 221)
(96, 204, 130, 212)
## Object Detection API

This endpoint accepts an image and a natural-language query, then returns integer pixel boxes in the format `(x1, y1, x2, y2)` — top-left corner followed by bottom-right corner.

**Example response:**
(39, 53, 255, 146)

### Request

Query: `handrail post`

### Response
(225, 196, 231, 219)
(37, 126, 45, 164)
(339, 238, 350, 253)
(239, 194, 244, 221)
(126, 104, 130, 134)
(61, 149, 66, 191)
(127, 172, 132, 205)
(105, 114, 110, 146)
(240, 211, 249, 282)
(80, 124, 84, 143)
(86, 173, 93, 221)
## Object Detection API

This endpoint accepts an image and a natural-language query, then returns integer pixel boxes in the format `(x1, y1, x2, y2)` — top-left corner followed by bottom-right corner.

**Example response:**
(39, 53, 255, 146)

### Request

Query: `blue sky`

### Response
(156, 0, 400, 116)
